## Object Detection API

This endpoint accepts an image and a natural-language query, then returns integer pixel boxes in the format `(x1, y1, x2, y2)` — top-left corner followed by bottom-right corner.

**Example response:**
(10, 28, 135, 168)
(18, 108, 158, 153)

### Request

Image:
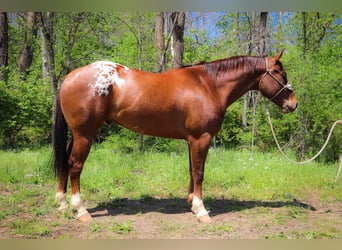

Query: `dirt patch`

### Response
(1, 195, 341, 239)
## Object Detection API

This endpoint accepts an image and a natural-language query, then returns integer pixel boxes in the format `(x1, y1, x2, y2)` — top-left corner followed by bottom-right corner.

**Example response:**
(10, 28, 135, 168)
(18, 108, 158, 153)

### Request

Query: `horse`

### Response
(52, 49, 297, 223)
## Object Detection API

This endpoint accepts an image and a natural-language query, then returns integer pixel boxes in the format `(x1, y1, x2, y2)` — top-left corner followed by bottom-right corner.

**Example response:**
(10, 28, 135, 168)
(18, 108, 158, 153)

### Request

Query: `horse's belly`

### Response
(113, 111, 186, 139)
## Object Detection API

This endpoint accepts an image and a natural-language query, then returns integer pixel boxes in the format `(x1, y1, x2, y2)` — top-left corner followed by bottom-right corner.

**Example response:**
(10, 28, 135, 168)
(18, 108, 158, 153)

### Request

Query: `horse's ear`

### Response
(274, 49, 285, 61)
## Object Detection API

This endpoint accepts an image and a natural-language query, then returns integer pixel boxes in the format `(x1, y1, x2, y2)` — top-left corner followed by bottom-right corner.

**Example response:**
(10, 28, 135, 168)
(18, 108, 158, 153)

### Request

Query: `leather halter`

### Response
(259, 58, 293, 101)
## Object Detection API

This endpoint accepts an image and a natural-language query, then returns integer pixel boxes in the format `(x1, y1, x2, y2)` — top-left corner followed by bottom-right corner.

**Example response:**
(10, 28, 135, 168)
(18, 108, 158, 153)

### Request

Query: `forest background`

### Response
(0, 12, 341, 162)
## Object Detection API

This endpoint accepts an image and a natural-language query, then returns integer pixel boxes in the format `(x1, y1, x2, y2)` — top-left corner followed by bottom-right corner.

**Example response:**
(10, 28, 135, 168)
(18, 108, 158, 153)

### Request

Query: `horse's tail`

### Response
(52, 93, 69, 178)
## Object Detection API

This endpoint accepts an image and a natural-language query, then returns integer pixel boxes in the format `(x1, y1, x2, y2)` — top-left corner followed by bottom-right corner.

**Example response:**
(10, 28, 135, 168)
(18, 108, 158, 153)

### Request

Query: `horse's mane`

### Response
(182, 56, 266, 81)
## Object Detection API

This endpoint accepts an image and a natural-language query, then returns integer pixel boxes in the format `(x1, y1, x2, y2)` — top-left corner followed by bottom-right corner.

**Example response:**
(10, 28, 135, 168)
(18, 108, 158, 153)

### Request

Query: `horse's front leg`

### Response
(68, 134, 93, 222)
(187, 133, 212, 223)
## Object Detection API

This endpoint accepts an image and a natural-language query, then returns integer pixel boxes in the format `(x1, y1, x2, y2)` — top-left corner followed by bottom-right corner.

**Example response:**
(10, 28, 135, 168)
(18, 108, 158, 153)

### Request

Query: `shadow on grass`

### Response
(87, 196, 316, 218)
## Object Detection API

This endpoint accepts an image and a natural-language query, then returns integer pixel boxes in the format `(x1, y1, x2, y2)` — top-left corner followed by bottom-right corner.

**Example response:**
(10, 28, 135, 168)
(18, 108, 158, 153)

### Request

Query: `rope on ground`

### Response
(335, 155, 342, 182)
(266, 107, 342, 168)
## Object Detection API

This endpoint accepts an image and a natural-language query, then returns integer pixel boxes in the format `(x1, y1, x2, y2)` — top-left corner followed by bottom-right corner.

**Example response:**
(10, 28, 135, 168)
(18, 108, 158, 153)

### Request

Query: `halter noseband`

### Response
(259, 58, 293, 101)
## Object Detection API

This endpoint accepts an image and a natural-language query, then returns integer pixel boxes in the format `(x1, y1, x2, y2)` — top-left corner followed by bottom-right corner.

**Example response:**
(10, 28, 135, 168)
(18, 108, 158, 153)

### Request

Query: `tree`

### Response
(250, 12, 268, 156)
(171, 12, 185, 67)
(277, 12, 284, 48)
(64, 13, 86, 75)
(38, 12, 57, 92)
(283, 12, 342, 161)
(258, 12, 268, 55)
(18, 12, 37, 78)
(156, 12, 166, 72)
(0, 12, 8, 81)
(297, 12, 337, 59)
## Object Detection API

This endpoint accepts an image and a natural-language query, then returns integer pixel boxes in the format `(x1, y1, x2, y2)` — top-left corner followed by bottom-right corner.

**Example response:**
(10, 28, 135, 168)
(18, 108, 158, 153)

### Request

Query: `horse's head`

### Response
(258, 49, 297, 113)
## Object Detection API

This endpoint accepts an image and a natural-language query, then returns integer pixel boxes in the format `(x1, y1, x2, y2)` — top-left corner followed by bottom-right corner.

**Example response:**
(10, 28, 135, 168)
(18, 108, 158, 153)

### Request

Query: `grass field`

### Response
(0, 145, 341, 239)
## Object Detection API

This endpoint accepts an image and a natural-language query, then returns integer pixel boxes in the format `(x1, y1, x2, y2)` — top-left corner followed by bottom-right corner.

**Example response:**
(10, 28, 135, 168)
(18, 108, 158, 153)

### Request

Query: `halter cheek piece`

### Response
(259, 58, 293, 101)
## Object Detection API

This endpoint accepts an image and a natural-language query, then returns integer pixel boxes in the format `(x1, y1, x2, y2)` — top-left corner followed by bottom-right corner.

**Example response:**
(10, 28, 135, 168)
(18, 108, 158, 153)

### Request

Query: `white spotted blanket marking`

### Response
(90, 61, 129, 97)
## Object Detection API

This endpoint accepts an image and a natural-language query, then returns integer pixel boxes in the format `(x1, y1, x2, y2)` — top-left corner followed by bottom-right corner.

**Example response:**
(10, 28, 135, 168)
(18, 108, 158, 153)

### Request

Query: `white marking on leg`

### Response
(71, 192, 88, 218)
(191, 195, 209, 218)
(90, 61, 129, 97)
(55, 192, 68, 211)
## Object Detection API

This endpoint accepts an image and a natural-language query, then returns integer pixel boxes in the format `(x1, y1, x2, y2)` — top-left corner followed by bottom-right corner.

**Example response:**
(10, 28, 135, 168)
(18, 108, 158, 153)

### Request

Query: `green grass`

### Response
(0, 147, 53, 184)
(1, 145, 341, 208)
(0, 145, 341, 238)
(110, 220, 133, 235)
(9, 218, 52, 238)
(80, 145, 342, 204)
(83, 146, 190, 200)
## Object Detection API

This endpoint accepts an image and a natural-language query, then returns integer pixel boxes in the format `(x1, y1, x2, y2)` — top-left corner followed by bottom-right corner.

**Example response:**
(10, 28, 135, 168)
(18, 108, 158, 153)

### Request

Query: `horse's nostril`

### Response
(286, 103, 297, 112)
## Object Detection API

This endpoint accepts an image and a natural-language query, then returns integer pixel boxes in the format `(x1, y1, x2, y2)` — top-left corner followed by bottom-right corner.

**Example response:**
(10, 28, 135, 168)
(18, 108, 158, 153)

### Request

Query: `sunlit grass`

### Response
(79, 145, 342, 204)
(0, 145, 341, 238)
(0, 146, 341, 216)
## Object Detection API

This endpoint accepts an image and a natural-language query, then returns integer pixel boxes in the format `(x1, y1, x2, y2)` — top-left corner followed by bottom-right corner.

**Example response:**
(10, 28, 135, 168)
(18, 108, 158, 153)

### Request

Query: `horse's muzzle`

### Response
(283, 103, 297, 113)
(282, 94, 297, 113)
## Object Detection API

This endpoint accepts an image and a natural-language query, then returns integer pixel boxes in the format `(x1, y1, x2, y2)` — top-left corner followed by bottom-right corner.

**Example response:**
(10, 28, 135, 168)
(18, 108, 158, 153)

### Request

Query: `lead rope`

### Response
(265, 107, 342, 181)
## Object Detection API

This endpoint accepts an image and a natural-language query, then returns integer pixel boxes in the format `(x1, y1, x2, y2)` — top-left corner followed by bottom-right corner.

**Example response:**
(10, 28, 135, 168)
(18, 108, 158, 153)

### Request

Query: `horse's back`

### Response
(59, 61, 222, 139)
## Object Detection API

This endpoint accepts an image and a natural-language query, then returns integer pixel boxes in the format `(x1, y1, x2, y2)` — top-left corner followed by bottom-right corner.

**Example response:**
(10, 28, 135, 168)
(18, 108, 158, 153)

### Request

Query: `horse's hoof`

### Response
(77, 212, 92, 222)
(197, 214, 211, 223)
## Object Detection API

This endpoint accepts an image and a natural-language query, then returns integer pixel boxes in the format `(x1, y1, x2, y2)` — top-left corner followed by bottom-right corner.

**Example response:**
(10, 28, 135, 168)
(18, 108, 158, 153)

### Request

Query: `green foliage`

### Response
(1, 12, 158, 148)
(0, 69, 53, 148)
(259, 35, 342, 162)
(211, 12, 342, 162)
(216, 102, 245, 148)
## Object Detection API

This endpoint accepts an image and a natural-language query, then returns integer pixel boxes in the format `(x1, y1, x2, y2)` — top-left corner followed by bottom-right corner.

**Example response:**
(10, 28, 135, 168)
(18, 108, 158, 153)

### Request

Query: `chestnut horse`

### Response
(52, 50, 297, 223)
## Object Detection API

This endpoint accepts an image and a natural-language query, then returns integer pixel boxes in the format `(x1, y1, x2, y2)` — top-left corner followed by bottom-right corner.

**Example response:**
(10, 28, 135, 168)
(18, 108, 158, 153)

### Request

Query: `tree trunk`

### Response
(251, 12, 268, 157)
(277, 12, 283, 47)
(258, 12, 268, 56)
(171, 12, 185, 68)
(235, 12, 241, 53)
(245, 12, 255, 55)
(41, 28, 49, 84)
(302, 12, 308, 59)
(18, 12, 37, 77)
(0, 12, 8, 81)
(237, 12, 248, 131)
(38, 12, 57, 93)
(156, 12, 166, 72)
(242, 12, 257, 132)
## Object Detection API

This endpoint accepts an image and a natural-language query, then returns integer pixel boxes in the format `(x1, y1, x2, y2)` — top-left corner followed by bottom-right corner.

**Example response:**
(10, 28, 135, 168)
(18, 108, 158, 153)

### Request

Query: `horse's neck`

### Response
(216, 69, 263, 110)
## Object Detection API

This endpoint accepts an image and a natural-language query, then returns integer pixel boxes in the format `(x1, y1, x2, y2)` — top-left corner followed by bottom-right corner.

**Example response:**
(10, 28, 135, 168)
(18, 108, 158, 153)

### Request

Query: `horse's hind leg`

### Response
(68, 132, 93, 222)
(55, 138, 73, 212)
(187, 143, 194, 203)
